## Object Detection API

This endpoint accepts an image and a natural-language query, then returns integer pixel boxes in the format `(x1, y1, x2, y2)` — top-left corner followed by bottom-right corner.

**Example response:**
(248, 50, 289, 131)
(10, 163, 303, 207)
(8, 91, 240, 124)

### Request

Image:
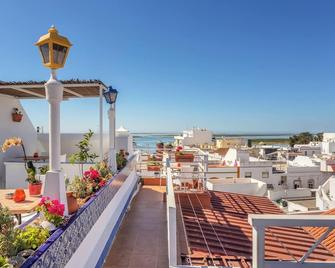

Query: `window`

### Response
(262, 171, 269, 178)
(308, 179, 315, 189)
(245, 172, 252, 178)
(293, 179, 302, 189)
(267, 184, 274, 190)
(304, 151, 307, 156)
(280, 176, 287, 185)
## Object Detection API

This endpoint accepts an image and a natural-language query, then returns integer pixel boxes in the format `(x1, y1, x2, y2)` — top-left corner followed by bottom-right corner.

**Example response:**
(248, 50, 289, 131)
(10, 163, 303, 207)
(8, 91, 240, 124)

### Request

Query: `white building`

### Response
(223, 148, 281, 189)
(115, 126, 133, 154)
(174, 128, 212, 146)
(294, 142, 321, 157)
(287, 156, 325, 189)
(215, 137, 248, 149)
(316, 175, 335, 210)
(0, 94, 37, 188)
(206, 177, 267, 196)
(321, 133, 335, 155)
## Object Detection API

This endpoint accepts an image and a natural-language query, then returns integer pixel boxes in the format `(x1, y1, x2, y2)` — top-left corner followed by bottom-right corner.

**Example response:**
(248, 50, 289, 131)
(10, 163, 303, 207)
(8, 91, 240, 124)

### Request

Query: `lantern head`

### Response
(103, 86, 118, 104)
(35, 26, 72, 69)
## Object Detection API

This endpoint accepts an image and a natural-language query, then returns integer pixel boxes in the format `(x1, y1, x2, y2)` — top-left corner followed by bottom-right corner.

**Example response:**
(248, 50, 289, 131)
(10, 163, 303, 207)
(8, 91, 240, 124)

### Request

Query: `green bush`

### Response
(14, 226, 49, 251)
(0, 256, 9, 267)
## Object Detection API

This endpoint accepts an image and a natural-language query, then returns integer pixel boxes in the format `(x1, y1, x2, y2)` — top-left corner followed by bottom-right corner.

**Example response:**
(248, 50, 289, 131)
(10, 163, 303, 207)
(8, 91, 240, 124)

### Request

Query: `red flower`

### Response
(84, 168, 100, 180)
(98, 180, 106, 187)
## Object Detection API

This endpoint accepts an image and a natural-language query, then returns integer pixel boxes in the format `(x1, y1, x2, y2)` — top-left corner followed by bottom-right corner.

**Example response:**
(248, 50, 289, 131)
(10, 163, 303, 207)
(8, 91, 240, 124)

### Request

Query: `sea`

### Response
(132, 133, 291, 153)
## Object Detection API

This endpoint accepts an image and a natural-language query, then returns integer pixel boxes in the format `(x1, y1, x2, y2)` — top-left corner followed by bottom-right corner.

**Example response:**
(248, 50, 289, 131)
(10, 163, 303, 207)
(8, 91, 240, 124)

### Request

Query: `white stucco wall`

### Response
(0, 94, 37, 188)
(206, 178, 267, 196)
(37, 131, 133, 159)
(4, 162, 93, 189)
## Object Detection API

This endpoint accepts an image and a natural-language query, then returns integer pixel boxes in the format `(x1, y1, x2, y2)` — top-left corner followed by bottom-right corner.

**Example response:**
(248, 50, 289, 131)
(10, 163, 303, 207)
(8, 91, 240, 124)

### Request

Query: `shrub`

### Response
(14, 226, 49, 251)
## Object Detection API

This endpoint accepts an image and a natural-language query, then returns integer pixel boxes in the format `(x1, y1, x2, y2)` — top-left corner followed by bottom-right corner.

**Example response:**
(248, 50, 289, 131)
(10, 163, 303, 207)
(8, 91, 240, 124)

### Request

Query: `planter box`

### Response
(175, 153, 194, 162)
(143, 177, 166, 186)
(147, 165, 160, 172)
(21, 155, 138, 268)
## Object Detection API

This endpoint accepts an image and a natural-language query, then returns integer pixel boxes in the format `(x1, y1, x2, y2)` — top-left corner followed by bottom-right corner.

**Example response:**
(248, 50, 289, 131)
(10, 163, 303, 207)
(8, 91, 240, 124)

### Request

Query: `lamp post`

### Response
(35, 26, 72, 215)
(103, 86, 118, 171)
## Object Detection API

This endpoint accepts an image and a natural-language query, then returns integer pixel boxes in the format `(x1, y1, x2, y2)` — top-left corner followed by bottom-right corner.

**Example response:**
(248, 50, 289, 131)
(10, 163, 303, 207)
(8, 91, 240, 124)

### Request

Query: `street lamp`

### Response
(35, 26, 72, 215)
(103, 86, 118, 171)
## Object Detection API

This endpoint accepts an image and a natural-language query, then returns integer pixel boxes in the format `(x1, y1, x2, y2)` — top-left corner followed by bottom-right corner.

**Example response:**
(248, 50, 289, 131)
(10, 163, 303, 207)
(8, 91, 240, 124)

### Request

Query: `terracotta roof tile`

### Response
(176, 191, 335, 267)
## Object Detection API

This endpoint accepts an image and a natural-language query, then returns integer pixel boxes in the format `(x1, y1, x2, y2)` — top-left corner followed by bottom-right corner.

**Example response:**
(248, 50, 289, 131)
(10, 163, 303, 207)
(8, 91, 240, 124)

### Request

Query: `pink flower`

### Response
(83, 168, 100, 180)
(39, 196, 65, 216)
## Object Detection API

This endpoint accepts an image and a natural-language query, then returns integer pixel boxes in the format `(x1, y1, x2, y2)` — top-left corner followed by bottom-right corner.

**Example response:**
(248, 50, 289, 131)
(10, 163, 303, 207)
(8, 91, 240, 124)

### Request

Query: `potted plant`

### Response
(116, 151, 127, 170)
(11, 108, 23, 122)
(26, 162, 42, 196)
(36, 197, 65, 229)
(147, 161, 161, 171)
(69, 130, 98, 175)
(175, 151, 194, 162)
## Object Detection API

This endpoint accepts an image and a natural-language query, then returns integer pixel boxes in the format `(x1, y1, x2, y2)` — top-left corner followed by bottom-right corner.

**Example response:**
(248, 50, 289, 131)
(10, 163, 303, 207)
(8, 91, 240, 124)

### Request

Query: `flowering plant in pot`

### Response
(83, 167, 106, 193)
(11, 108, 23, 122)
(25, 162, 42, 196)
(36, 197, 65, 229)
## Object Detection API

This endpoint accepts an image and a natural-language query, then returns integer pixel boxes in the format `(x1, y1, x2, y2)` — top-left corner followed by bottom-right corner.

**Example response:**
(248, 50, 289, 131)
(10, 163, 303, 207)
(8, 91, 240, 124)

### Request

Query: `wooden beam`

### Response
(63, 87, 83, 97)
(11, 86, 45, 98)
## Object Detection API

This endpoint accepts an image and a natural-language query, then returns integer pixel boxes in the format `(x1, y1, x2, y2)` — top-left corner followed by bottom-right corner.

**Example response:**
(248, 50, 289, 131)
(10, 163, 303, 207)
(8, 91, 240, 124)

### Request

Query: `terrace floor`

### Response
(103, 185, 168, 268)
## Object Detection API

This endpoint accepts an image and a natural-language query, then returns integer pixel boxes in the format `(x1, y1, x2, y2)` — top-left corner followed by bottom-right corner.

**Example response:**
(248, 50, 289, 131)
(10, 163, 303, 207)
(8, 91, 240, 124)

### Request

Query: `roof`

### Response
(0, 79, 108, 99)
(176, 191, 335, 267)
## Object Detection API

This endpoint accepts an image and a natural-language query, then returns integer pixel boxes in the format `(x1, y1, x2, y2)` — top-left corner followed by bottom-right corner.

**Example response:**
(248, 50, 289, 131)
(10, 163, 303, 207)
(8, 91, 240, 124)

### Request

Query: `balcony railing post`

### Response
(252, 223, 265, 268)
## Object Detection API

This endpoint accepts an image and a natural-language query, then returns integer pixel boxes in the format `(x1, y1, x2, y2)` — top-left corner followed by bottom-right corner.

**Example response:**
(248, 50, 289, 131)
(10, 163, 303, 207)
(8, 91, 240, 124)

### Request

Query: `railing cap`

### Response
(248, 214, 335, 227)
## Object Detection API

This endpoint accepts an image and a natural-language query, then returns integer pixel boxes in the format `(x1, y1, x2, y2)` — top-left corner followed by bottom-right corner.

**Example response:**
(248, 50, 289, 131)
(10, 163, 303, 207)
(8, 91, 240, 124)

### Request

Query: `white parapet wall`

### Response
(166, 167, 177, 267)
(206, 178, 267, 196)
(4, 161, 93, 188)
(65, 169, 139, 268)
(267, 188, 312, 201)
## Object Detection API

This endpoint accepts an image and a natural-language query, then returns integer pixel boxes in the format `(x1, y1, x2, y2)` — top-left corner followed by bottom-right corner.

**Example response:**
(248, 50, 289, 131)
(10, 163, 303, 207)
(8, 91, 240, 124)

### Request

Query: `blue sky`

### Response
(1, 0, 335, 134)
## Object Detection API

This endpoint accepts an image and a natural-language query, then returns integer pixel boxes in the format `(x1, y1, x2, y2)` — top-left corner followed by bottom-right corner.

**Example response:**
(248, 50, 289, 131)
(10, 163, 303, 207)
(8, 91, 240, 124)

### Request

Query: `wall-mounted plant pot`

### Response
(12, 113, 23, 122)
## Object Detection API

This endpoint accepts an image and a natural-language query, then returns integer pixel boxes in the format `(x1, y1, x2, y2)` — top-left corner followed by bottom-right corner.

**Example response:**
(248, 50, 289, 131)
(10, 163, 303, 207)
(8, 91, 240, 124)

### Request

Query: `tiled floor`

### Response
(104, 185, 169, 268)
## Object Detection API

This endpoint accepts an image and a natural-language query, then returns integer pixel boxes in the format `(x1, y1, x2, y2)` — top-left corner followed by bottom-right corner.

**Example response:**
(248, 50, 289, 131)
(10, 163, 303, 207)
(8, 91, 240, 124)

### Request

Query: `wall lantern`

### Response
(103, 86, 118, 104)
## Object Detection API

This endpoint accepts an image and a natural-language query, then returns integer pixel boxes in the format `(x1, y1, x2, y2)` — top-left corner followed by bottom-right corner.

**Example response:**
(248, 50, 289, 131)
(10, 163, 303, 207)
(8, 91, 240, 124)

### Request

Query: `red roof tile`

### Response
(176, 191, 335, 267)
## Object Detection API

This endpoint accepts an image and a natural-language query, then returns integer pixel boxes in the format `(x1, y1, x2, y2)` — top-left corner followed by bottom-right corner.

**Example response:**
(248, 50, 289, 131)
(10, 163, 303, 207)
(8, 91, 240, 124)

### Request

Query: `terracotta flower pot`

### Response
(29, 183, 42, 196)
(12, 113, 23, 122)
(13, 188, 26, 202)
(67, 191, 79, 214)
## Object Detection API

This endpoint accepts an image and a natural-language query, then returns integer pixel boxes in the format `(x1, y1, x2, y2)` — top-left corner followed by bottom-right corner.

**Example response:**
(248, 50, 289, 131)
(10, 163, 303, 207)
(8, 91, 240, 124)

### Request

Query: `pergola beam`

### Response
(64, 87, 84, 97)
(11, 86, 45, 98)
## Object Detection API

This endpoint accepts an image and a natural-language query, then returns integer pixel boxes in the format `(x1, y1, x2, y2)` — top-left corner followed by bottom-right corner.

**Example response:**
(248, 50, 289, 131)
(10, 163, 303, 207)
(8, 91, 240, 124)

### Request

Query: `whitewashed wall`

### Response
(206, 178, 267, 196)
(5, 162, 93, 189)
(37, 132, 133, 158)
(0, 94, 37, 188)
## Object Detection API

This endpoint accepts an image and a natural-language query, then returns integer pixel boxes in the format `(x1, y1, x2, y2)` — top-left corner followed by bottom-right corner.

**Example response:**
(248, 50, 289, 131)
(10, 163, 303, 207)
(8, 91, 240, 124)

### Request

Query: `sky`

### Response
(1, 0, 335, 134)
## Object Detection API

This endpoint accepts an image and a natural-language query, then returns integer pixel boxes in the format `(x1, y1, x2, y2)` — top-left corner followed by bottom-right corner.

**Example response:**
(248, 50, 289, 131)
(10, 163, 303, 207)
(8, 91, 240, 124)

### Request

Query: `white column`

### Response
(43, 69, 68, 215)
(108, 104, 117, 171)
(252, 224, 265, 268)
(99, 86, 104, 161)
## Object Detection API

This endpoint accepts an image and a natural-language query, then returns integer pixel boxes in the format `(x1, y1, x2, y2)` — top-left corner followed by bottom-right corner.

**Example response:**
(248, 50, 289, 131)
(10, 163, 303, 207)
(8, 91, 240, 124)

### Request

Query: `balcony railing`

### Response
(248, 214, 335, 268)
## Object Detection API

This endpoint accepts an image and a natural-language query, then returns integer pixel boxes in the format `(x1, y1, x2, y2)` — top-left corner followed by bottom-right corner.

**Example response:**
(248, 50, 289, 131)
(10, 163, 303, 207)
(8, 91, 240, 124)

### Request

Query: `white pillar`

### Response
(252, 224, 265, 268)
(99, 86, 104, 161)
(43, 70, 68, 215)
(108, 104, 117, 171)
